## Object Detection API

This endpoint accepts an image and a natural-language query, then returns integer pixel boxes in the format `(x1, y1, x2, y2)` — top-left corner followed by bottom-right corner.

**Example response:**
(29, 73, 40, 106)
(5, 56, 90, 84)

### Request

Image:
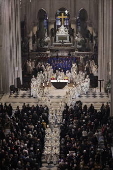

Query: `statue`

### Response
(75, 32, 86, 51)
(56, 25, 68, 35)
(45, 36, 50, 42)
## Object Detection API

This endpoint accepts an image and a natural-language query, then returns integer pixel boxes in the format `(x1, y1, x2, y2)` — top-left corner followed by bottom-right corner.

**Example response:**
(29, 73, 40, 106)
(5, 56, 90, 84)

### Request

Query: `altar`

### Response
(56, 25, 70, 43)
(51, 80, 68, 89)
(56, 34, 69, 42)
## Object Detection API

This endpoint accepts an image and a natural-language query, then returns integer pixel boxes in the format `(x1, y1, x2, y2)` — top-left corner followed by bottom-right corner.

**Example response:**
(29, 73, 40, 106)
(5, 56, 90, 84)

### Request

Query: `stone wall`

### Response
(0, 1, 2, 92)
(20, 0, 98, 35)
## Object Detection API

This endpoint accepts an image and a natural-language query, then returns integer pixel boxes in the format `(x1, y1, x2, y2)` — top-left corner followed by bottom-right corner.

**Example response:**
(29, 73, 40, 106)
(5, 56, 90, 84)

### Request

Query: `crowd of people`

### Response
(25, 56, 98, 98)
(30, 62, 90, 98)
(44, 126, 60, 164)
(23, 54, 98, 90)
(47, 56, 76, 73)
(26, 56, 98, 78)
(0, 103, 49, 170)
(68, 75, 90, 103)
(58, 101, 113, 170)
(0, 100, 112, 170)
(43, 104, 64, 165)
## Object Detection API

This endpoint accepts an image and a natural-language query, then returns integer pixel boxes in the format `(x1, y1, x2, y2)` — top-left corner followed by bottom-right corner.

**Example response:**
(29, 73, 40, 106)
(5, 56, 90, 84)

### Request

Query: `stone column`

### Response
(1, 0, 10, 92)
(110, 0, 113, 116)
(98, 0, 112, 89)
(16, 0, 22, 84)
(98, 0, 104, 87)
(29, 31, 33, 51)
(1, 0, 22, 93)
(0, 1, 3, 92)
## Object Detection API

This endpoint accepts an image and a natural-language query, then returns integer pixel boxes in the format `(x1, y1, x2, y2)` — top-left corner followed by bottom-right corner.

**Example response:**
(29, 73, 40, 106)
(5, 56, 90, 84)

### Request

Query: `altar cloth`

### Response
(51, 80, 68, 89)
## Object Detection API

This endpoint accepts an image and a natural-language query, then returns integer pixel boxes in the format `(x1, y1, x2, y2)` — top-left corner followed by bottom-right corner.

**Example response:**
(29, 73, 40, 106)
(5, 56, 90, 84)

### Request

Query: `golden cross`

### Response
(57, 13, 68, 25)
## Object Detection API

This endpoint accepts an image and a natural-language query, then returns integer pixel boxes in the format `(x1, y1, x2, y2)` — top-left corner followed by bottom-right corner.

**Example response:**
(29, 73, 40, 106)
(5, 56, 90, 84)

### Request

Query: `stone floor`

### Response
(0, 86, 110, 110)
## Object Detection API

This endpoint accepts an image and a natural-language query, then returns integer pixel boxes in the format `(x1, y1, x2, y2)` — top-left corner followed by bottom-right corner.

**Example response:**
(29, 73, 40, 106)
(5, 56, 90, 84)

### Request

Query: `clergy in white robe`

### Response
(72, 71, 77, 84)
(39, 71, 44, 83)
(27, 60, 32, 74)
(43, 69, 48, 82)
(66, 70, 71, 83)
(31, 75, 36, 82)
(83, 75, 90, 94)
(31, 81, 37, 98)
(92, 64, 98, 76)
(71, 63, 78, 73)
(60, 70, 65, 80)
(57, 73, 62, 80)
(52, 154, 58, 165)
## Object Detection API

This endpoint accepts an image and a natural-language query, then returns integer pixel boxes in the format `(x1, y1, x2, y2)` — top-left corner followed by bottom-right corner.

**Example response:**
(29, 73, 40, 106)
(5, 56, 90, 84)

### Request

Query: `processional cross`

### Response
(57, 13, 68, 25)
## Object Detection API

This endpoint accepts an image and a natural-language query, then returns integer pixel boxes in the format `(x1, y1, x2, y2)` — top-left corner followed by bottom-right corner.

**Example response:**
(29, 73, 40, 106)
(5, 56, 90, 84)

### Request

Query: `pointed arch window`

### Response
(55, 8, 70, 30)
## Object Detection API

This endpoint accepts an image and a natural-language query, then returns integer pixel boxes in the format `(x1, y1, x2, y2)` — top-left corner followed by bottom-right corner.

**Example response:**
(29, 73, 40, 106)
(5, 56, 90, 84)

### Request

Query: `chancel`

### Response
(0, 0, 113, 170)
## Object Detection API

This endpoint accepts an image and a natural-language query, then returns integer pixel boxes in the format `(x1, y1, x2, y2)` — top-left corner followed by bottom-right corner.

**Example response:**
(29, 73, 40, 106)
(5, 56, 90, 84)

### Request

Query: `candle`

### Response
(43, 83, 44, 87)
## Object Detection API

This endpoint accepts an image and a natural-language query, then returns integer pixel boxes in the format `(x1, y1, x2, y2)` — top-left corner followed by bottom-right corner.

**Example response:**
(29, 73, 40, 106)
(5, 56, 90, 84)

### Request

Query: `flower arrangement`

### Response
(51, 76, 55, 80)
(64, 76, 68, 80)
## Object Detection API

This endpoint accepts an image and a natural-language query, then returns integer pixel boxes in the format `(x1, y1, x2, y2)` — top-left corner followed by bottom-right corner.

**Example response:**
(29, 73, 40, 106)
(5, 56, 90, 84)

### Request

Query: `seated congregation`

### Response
(58, 101, 112, 170)
(0, 101, 113, 170)
(0, 103, 49, 170)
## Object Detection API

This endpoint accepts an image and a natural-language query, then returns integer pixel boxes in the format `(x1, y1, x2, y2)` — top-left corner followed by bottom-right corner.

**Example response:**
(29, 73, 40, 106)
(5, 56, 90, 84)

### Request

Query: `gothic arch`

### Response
(37, 8, 48, 21)
(54, 6, 70, 17)
(37, 8, 49, 47)
(78, 8, 88, 21)
(55, 7, 70, 29)
(55, 7, 69, 14)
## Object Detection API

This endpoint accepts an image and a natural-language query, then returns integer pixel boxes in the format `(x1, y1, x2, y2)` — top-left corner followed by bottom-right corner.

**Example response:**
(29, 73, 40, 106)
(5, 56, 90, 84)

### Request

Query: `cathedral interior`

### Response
(0, 0, 113, 170)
